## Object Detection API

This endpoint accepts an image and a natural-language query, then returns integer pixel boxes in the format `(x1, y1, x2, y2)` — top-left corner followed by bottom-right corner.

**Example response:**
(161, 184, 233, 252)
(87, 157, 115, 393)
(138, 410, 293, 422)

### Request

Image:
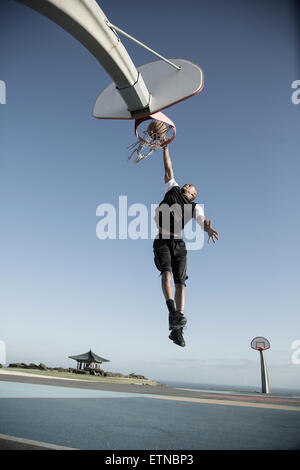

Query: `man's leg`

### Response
(169, 282, 186, 347)
(169, 281, 187, 331)
(153, 239, 176, 315)
(172, 240, 188, 319)
(175, 283, 185, 314)
(153, 239, 185, 347)
(161, 271, 180, 317)
(168, 241, 188, 346)
(161, 271, 173, 301)
(160, 270, 186, 332)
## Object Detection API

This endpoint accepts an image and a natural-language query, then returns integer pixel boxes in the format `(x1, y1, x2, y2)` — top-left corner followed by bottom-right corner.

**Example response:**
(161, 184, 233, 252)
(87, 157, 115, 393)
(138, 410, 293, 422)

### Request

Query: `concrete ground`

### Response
(0, 374, 299, 450)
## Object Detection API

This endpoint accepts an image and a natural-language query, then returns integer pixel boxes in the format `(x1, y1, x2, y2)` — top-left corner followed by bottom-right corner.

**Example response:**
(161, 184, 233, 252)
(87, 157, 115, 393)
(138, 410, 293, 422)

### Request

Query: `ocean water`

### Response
(159, 380, 300, 398)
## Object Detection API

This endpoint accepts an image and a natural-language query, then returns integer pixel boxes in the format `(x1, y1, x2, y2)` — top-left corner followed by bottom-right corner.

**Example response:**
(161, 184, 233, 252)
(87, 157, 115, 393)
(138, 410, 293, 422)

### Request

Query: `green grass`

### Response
(3, 368, 161, 386)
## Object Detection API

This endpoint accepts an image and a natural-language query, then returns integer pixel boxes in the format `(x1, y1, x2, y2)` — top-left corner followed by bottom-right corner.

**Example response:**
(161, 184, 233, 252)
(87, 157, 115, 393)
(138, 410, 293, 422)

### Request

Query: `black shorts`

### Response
(153, 238, 188, 285)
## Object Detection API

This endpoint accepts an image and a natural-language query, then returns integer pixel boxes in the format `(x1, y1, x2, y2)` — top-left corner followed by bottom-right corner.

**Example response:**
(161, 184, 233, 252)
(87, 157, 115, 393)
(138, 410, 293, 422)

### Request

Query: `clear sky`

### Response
(1, 0, 300, 390)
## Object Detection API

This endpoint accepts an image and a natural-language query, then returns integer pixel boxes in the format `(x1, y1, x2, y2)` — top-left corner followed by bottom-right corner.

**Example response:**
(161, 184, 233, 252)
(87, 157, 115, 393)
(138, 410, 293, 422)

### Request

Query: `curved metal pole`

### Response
(14, 0, 150, 112)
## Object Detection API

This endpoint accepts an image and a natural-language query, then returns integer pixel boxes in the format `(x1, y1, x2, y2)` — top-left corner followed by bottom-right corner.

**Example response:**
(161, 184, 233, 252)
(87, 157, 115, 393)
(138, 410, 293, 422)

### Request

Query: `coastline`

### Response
(0, 368, 161, 386)
(1, 369, 299, 399)
(160, 379, 300, 398)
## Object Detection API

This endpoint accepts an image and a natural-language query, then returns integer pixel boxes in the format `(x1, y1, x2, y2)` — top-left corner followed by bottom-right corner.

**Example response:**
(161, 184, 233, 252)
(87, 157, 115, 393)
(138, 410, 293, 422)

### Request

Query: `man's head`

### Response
(181, 184, 197, 201)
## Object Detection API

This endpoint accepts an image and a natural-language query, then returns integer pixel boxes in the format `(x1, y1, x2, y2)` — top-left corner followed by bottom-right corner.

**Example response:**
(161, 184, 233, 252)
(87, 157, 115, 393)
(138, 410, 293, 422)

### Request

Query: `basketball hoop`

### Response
(127, 111, 176, 163)
(250, 336, 270, 351)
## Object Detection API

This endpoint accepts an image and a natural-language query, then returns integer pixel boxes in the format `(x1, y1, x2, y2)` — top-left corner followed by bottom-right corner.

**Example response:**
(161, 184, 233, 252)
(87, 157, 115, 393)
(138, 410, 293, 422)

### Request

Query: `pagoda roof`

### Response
(68, 349, 110, 363)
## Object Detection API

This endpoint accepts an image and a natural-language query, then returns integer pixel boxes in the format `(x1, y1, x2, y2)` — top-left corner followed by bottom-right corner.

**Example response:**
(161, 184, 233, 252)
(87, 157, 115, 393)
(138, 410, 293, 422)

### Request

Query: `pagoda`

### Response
(68, 349, 110, 370)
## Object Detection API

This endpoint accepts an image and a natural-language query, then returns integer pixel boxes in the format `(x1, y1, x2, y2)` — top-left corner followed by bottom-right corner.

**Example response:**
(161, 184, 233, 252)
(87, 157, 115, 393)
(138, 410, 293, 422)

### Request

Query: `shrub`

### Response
(39, 363, 47, 370)
(128, 373, 147, 379)
(104, 371, 113, 377)
(9, 363, 26, 368)
(89, 370, 101, 376)
(103, 371, 124, 377)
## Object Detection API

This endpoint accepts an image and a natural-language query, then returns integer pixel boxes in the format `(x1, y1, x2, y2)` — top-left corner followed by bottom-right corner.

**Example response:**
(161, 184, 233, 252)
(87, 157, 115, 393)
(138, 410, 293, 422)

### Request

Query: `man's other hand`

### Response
(206, 220, 219, 244)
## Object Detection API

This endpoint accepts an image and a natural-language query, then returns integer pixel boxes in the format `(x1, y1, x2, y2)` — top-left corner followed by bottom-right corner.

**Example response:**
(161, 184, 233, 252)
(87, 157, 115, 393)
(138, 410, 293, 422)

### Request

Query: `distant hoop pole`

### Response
(259, 350, 270, 394)
(251, 336, 270, 394)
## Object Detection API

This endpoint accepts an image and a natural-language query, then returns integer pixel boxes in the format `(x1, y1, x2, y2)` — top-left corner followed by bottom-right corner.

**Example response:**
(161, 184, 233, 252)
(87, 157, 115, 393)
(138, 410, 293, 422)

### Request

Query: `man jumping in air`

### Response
(153, 145, 219, 347)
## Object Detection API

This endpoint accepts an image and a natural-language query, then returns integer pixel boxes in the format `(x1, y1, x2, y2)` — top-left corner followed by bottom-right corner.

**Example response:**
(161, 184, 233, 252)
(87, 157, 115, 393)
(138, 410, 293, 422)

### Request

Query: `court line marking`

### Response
(0, 396, 142, 399)
(0, 433, 78, 450)
(150, 395, 300, 411)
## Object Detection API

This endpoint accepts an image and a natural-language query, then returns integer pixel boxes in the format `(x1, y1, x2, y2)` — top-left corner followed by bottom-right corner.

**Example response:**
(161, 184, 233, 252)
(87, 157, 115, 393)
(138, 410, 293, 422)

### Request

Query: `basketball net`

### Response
(127, 112, 176, 164)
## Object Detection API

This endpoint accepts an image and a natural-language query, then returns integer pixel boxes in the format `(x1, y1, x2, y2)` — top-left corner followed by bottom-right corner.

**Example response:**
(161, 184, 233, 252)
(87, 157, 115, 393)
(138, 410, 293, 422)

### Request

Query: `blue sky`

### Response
(1, 0, 300, 390)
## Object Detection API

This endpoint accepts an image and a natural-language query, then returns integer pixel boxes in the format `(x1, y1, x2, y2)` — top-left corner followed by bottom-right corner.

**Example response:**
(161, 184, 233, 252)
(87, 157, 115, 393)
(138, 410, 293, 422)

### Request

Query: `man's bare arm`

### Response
(163, 145, 174, 183)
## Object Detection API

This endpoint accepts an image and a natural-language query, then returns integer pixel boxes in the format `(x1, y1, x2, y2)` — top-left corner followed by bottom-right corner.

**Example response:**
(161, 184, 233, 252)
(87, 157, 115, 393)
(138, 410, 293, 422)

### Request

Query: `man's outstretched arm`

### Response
(163, 145, 174, 183)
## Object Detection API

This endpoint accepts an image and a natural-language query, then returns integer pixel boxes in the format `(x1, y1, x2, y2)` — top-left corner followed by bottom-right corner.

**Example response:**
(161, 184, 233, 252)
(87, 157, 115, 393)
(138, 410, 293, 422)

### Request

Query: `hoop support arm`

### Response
(106, 22, 182, 71)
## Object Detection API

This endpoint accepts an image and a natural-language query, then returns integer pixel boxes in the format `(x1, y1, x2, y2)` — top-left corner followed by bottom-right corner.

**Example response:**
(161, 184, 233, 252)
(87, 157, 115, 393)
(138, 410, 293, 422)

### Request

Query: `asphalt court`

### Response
(0, 377, 299, 450)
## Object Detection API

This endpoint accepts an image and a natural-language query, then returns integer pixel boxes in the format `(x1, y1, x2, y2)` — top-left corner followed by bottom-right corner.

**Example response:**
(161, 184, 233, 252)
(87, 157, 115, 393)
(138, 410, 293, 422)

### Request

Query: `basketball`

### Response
(147, 120, 167, 141)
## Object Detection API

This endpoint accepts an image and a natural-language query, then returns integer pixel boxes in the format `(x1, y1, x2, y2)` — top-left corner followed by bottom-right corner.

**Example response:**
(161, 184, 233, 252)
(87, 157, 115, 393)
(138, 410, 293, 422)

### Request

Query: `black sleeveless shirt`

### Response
(155, 186, 197, 237)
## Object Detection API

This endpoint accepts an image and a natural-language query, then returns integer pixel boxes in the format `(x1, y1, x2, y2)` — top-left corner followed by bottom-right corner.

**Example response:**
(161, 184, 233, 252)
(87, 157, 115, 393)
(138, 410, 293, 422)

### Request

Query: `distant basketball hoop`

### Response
(251, 336, 271, 394)
(251, 336, 270, 351)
